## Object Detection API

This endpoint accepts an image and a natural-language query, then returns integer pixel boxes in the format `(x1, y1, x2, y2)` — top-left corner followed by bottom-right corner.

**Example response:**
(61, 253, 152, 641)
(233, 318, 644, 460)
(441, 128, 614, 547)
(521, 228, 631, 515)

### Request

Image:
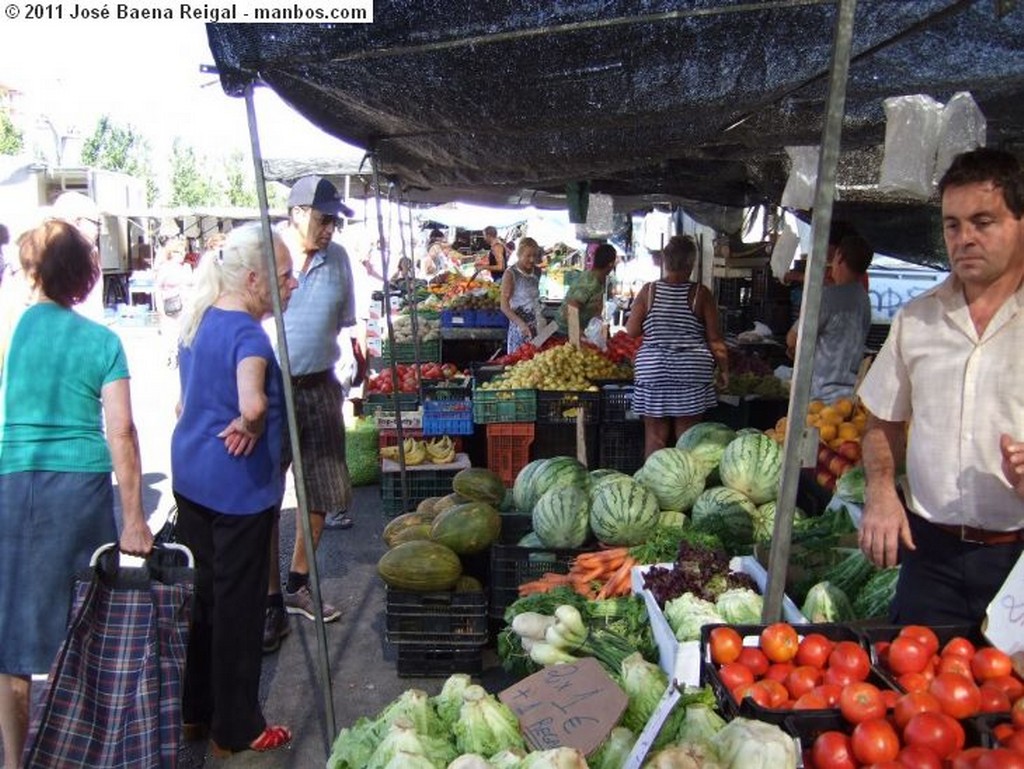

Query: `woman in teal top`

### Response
(0, 220, 153, 767)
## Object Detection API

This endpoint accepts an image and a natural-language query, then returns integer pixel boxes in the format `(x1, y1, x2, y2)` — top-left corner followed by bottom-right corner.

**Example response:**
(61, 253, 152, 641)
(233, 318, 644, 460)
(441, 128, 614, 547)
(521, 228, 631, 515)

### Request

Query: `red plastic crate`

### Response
(486, 423, 535, 488)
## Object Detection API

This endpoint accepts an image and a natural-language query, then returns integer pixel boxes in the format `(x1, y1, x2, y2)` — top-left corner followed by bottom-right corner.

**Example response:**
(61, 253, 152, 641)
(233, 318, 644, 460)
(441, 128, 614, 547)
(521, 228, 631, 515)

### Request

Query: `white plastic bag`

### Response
(934, 91, 987, 182)
(771, 223, 800, 282)
(879, 94, 944, 199)
(780, 146, 820, 211)
(584, 317, 607, 350)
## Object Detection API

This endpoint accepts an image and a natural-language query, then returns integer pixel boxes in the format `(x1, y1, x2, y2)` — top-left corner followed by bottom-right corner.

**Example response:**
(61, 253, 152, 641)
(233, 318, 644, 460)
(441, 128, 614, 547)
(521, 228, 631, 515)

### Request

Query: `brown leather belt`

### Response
(290, 370, 333, 389)
(928, 520, 1024, 546)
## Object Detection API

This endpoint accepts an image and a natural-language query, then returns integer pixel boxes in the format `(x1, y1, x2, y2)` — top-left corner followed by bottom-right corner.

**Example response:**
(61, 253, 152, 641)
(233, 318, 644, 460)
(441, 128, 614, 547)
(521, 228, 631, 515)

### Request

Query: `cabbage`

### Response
(801, 581, 855, 623)
(488, 747, 527, 768)
(619, 652, 687, 750)
(711, 717, 797, 769)
(432, 674, 473, 728)
(642, 742, 723, 769)
(378, 688, 445, 738)
(448, 755, 495, 769)
(836, 466, 866, 504)
(663, 593, 723, 642)
(519, 747, 589, 769)
(369, 718, 457, 769)
(383, 752, 440, 769)
(588, 726, 636, 769)
(453, 685, 527, 757)
(328, 716, 379, 769)
(714, 588, 763, 625)
(675, 686, 727, 746)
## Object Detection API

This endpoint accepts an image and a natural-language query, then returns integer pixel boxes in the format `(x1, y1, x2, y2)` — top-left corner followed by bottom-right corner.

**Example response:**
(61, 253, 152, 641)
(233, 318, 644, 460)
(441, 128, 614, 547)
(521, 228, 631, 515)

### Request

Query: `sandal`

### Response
(211, 725, 292, 757)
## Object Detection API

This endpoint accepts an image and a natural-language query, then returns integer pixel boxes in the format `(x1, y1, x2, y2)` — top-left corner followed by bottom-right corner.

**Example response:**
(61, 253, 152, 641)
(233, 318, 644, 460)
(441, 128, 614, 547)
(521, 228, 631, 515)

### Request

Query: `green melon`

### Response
(452, 467, 506, 505)
(383, 512, 433, 548)
(430, 501, 502, 554)
(377, 540, 462, 591)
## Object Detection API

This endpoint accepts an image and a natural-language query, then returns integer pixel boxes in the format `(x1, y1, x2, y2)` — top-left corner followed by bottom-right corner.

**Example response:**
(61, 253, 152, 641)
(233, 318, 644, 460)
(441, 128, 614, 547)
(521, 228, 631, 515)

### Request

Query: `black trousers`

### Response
(174, 493, 276, 751)
(891, 513, 1024, 628)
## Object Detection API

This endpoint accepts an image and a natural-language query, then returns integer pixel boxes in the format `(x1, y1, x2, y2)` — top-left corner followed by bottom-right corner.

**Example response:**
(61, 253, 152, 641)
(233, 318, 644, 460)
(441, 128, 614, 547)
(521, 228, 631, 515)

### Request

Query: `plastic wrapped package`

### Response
(878, 94, 943, 199)
(934, 91, 987, 182)
(770, 223, 799, 282)
(780, 146, 819, 211)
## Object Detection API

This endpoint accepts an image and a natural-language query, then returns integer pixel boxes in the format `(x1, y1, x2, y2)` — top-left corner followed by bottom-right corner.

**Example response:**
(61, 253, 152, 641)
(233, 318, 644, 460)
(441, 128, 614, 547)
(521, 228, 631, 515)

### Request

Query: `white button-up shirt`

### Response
(859, 275, 1024, 531)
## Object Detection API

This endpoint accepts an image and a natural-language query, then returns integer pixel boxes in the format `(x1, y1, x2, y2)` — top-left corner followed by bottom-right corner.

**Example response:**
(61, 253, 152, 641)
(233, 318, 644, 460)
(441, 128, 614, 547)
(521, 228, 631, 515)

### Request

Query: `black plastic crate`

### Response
(598, 422, 645, 475)
(385, 588, 488, 646)
(857, 624, 986, 688)
(531, 423, 599, 468)
(395, 645, 484, 677)
(380, 458, 466, 516)
(536, 390, 600, 425)
(599, 384, 638, 423)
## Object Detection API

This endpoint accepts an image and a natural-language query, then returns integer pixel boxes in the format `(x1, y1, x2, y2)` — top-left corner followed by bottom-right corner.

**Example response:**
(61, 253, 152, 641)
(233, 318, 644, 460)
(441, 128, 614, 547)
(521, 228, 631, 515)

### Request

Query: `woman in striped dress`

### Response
(627, 235, 729, 456)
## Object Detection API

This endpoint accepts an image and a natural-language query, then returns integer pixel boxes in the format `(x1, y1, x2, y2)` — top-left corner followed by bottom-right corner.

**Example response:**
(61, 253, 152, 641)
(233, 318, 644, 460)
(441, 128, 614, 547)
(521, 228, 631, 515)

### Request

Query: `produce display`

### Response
(389, 312, 441, 343)
(380, 437, 458, 465)
(479, 343, 630, 392)
(366, 362, 465, 394)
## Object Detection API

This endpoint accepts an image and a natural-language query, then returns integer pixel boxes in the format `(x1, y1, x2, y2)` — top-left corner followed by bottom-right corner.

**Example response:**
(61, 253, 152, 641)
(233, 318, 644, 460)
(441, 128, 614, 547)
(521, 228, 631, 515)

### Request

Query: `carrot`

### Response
(573, 548, 629, 568)
(596, 556, 636, 600)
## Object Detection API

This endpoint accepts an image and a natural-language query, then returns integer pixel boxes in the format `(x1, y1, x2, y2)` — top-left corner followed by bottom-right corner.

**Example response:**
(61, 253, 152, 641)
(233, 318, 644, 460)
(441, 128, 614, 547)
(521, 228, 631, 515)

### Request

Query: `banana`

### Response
(406, 442, 427, 466)
(380, 445, 400, 461)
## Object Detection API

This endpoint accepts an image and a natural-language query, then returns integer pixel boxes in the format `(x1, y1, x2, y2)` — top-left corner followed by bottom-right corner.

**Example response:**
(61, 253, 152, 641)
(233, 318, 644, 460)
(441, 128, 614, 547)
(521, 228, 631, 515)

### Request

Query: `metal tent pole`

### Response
(242, 83, 337, 747)
(761, 0, 857, 622)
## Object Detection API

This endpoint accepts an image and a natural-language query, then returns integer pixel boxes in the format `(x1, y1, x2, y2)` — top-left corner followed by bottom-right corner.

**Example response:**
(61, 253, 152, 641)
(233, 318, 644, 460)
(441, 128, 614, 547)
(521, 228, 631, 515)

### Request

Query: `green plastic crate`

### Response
(471, 384, 537, 424)
(379, 338, 441, 364)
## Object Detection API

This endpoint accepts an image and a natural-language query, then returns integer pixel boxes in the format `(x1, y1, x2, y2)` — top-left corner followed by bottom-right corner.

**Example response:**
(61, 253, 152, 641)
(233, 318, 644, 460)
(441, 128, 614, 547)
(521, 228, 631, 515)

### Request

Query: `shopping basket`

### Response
(23, 542, 195, 769)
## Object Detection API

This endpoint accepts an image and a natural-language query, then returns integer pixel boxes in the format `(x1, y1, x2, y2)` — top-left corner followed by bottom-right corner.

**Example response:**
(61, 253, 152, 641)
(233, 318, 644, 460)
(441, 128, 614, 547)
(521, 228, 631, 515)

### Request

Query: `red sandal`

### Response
(211, 725, 292, 757)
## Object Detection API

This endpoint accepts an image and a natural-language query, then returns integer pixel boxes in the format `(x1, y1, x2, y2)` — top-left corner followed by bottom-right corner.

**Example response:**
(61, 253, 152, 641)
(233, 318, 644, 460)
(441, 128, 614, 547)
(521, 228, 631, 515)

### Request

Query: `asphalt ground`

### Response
(3, 321, 507, 768)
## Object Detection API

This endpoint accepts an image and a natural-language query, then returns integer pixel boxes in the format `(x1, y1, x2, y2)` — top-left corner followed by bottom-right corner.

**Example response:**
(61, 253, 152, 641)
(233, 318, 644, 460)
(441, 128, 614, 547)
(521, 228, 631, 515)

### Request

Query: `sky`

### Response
(0, 22, 363, 170)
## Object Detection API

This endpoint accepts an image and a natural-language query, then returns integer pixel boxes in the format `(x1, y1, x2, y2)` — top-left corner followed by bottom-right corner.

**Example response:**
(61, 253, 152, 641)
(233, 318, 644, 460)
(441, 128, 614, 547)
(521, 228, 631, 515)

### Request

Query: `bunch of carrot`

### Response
(517, 547, 637, 600)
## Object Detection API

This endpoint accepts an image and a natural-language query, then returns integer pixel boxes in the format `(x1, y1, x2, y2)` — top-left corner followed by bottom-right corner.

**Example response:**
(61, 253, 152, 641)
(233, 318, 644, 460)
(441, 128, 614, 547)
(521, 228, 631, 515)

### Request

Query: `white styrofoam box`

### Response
(631, 556, 808, 684)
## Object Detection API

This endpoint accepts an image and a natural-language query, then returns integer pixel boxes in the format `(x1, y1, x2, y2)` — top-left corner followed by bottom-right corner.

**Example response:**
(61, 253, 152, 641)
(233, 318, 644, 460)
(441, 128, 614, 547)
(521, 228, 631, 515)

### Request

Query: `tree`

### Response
(81, 115, 157, 204)
(0, 105, 24, 156)
(223, 151, 257, 207)
(169, 138, 218, 207)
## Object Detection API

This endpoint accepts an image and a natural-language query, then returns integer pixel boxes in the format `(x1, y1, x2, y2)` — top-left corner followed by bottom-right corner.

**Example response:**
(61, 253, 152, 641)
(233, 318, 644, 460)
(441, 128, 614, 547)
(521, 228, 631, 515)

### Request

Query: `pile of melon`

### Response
(377, 467, 505, 593)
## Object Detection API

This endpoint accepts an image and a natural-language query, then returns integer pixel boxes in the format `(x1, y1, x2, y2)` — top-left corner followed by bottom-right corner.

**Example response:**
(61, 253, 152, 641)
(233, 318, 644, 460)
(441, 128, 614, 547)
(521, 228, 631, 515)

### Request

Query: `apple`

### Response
(816, 469, 836, 491)
(838, 441, 861, 463)
(818, 445, 833, 465)
(828, 455, 852, 478)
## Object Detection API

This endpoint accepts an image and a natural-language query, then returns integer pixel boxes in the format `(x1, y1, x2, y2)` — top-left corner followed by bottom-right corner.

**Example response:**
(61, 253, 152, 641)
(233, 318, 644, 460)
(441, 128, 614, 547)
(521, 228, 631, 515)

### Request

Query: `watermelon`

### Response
(690, 486, 757, 554)
(531, 457, 589, 505)
(589, 475, 659, 546)
(517, 531, 544, 548)
(735, 427, 763, 436)
(512, 459, 550, 513)
(590, 468, 625, 483)
(751, 501, 804, 542)
(718, 433, 782, 504)
(634, 448, 705, 513)
(658, 510, 688, 530)
(533, 484, 590, 548)
(675, 422, 736, 478)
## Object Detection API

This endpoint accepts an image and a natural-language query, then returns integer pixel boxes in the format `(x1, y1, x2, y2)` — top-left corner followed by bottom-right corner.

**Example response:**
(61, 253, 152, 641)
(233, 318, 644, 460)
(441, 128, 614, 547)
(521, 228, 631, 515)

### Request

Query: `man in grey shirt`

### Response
(787, 232, 874, 402)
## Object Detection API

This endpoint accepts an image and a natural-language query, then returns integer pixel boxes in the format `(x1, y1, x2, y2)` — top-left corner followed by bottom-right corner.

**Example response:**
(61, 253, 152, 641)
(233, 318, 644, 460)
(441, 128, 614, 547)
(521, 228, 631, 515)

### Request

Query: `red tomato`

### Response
(893, 690, 942, 730)
(765, 662, 795, 684)
(949, 747, 989, 769)
(1015, 697, 1024, 730)
(881, 688, 901, 709)
(760, 622, 800, 663)
(939, 653, 976, 679)
(815, 683, 844, 707)
(972, 648, 1015, 682)
(899, 672, 933, 693)
(889, 636, 931, 675)
(943, 637, 978, 659)
(732, 682, 771, 708)
(824, 666, 858, 689)
(986, 675, 1024, 703)
(897, 744, 944, 769)
(829, 641, 872, 682)
(812, 731, 857, 769)
(875, 640, 892, 667)
(903, 711, 963, 759)
(1001, 729, 1024, 754)
(863, 763, 902, 769)
(841, 681, 887, 724)
(718, 662, 755, 692)
(930, 672, 982, 719)
(786, 665, 823, 700)
(709, 626, 743, 665)
(899, 625, 940, 658)
(736, 646, 770, 678)
(977, 749, 1024, 769)
(793, 691, 830, 709)
(980, 683, 1012, 713)
(797, 633, 836, 669)
(756, 678, 790, 708)
(851, 718, 901, 764)
(993, 723, 1017, 744)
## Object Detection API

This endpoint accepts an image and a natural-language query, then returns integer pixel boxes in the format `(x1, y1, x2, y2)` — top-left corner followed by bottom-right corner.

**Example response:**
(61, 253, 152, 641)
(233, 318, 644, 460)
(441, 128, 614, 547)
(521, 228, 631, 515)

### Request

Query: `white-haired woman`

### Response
(170, 223, 297, 756)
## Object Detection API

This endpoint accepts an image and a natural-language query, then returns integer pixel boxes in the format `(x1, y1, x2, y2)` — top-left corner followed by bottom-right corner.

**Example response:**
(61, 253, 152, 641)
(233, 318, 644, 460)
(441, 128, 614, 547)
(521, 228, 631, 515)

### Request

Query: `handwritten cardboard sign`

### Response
(984, 551, 1024, 664)
(499, 657, 627, 756)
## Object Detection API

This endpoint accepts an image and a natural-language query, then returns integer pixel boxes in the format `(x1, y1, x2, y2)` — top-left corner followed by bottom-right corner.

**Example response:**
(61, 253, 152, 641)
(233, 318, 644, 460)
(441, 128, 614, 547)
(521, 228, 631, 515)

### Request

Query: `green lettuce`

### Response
(453, 685, 527, 757)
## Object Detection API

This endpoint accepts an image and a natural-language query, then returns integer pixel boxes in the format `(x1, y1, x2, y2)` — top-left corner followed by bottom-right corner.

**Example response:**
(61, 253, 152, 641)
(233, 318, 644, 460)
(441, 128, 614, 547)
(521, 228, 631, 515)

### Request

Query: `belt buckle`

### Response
(959, 524, 985, 545)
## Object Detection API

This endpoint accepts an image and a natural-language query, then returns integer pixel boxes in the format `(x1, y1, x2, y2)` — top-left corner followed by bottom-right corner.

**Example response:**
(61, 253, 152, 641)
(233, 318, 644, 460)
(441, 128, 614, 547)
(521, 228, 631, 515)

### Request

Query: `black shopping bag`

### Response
(23, 543, 194, 769)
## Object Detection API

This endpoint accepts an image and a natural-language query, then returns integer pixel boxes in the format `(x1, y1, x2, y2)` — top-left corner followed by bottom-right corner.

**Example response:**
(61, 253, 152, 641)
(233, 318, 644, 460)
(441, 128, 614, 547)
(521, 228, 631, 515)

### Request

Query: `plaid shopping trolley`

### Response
(23, 542, 195, 769)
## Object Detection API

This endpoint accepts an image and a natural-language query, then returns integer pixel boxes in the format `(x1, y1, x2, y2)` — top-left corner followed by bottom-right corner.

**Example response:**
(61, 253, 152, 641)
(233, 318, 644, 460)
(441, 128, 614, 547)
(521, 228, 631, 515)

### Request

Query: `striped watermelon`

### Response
(752, 501, 805, 543)
(589, 475, 659, 546)
(512, 459, 550, 513)
(718, 433, 782, 504)
(690, 486, 756, 553)
(533, 484, 590, 548)
(675, 422, 736, 479)
(531, 456, 589, 504)
(634, 447, 705, 513)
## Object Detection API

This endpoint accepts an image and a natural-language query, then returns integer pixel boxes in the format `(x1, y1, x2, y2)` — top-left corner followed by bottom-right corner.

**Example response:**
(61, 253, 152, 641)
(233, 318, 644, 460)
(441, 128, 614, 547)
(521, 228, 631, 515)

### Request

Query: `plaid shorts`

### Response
(283, 373, 352, 513)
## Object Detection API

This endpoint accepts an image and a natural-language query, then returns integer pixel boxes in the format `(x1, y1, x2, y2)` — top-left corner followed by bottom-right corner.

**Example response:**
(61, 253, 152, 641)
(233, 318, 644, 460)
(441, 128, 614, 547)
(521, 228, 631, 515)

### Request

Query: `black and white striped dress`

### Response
(632, 280, 718, 417)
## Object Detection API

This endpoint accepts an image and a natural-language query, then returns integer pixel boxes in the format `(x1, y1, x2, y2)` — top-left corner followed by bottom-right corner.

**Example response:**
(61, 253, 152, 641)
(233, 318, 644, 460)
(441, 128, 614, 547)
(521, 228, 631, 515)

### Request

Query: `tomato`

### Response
(736, 646, 770, 678)
(841, 681, 887, 724)
(797, 633, 835, 669)
(1014, 697, 1024, 730)
(709, 626, 743, 665)
(979, 683, 1012, 713)
(893, 690, 942, 730)
(977, 749, 1024, 769)
(756, 678, 790, 708)
(898, 672, 932, 693)
(732, 682, 772, 708)
(760, 622, 800, 663)
(815, 683, 844, 707)
(897, 744, 944, 769)
(812, 730, 857, 769)
(765, 662, 795, 684)
(864, 763, 902, 769)
(829, 641, 872, 682)
(930, 672, 982, 719)
(881, 688, 901, 709)
(851, 718, 901, 764)
(786, 665, 823, 700)
(718, 661, 755, 692)
(899, 625, 940, 658)
(950, 747, 988, 769)
(993, 723, 1017, 744)
(903, 711, 961, 759)
(888, 636, 931, 675)
(986, 675, 1024, 703)
(973, 648, 1015, 682)
(1001, 729, 1024, 754)
(939, 653, 976, 679)
(943, 637, 978, 659)
(875, 640, 892, 667)
(823, 666, 858, 689)
(793, 690, 830, 709)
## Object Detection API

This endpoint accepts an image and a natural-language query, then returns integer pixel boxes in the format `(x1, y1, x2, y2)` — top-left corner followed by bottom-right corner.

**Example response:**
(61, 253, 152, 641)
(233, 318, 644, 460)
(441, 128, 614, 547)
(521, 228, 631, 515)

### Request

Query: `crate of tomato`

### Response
(365, 361, 465, 395)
